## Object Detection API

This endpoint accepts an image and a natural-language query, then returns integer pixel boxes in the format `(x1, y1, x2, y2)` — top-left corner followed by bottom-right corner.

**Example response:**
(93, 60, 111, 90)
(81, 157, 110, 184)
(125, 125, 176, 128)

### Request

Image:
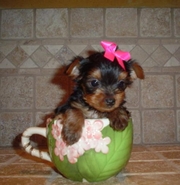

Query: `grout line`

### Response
(129, 159, 166, 162)
(122, 171, 180, 177)
(131, 149, 180, 153)
(129, 158, 180, 163)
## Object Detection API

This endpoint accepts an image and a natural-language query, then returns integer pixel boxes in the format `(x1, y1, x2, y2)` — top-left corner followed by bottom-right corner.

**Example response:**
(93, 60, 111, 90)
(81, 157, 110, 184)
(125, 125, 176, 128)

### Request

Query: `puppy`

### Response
(55, 42, 144, 145)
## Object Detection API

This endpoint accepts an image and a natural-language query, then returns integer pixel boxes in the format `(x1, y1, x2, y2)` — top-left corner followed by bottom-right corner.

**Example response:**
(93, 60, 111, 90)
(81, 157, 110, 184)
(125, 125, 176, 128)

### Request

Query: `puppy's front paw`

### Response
(107, 107, 130, 131)
(59, 109, 85, 145)
(110, 116, 128, 130)
(61, 124, 82, 145)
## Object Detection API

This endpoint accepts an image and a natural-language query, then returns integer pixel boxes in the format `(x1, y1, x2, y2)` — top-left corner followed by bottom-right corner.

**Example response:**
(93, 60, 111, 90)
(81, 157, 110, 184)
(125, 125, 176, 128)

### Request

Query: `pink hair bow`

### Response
(101, 41, 131, 70)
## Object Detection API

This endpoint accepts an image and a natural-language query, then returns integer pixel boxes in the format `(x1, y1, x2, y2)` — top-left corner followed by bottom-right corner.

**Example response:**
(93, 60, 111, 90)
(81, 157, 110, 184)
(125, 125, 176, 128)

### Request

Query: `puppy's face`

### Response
(82, 67, 130, 112)
(67, 52, 144, 112)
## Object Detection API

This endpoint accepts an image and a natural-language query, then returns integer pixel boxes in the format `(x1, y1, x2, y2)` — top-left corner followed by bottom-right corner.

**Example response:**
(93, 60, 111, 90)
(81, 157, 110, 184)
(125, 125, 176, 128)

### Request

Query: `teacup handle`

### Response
(21, 127, 51, 162)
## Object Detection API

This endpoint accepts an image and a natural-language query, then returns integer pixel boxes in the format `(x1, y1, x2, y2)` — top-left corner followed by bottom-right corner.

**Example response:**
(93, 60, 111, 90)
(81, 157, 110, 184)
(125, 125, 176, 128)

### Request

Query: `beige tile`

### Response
(0, 41, 16, 56)
(0, 112, 33, 146)
(130, 46, 148, 64)
(163, 44, 180, 54)
(43, 58, 62, 69)
(106, 8, 138, 37)
(118, 44, 136, 52)
(164, 57, 180, 67)
(55, 46, 76, 65)
(44, 45, 63, 55)
(0, 51, 5, 63)
(36, 9, 68, 38)
(31, 46, 52, 67)
(35, 76, 66, 109)
(20, 58, 39, 68)
(143, 57, 157, 68)
(18, 68, 41, 75)
(1, 9, 33, 39)
(141, 75, 174, 108)
(142, 110, 176, 144)
(140, 8, 171, 37)
(139, 44, 158, 55)
(20, 45, 40, 56)
(126, 80, 140, 108)
(0, 76, 34, 109)
(35, 111, 54, 126)
(70, 8, 103, 37)
(67, 45, 87, 55)
(78, 45, 96, 58)
(0, 59, 16, 68)
(176, 76, 180, 107)
(174, 9, 180, 37)
(151, 46, 171, 66)
(130, 110, 141, 144)
(7, 46, 29, 67)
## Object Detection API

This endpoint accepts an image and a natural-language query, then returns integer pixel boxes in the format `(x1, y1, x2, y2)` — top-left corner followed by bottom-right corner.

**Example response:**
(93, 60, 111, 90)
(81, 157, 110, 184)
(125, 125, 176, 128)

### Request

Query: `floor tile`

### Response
(131, 145, 149, 152)
(130, 151, 160, 161)
(0, 145, 180, 184)
(0, 163, 53, 176)
(159, 151, 180, 159)
(0, 177, 47, 185)
(125, 161, 178, 173)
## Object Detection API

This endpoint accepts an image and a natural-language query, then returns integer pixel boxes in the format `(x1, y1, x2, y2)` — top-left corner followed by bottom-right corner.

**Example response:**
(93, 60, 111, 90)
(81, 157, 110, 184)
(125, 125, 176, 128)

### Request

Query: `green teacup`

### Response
(21, 118, 133, 182)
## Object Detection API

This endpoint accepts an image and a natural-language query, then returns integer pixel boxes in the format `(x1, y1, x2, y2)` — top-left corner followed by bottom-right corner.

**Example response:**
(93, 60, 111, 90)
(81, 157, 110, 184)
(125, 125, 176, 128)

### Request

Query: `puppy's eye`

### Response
(91, 79, 99, 87)
(117, 80, 126, 90)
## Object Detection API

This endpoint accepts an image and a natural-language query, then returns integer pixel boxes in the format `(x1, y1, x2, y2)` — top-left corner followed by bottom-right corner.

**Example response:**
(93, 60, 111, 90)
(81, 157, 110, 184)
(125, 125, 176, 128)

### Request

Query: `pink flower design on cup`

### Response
(95, 137, 111, 153)
(52, 119, 111, 164)
(54, 139, 67, 161)
(52, 120, 62, 140)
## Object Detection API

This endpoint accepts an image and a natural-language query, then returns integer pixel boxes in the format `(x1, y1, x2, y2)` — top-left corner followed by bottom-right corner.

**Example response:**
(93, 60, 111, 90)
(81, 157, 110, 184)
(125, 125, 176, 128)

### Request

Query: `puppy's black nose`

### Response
(105, 98, 115, 106)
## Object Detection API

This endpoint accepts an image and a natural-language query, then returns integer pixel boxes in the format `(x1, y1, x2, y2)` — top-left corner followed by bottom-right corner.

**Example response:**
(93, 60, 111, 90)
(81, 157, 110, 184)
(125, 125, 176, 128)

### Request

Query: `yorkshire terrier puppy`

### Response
(55, 41, 144, 145)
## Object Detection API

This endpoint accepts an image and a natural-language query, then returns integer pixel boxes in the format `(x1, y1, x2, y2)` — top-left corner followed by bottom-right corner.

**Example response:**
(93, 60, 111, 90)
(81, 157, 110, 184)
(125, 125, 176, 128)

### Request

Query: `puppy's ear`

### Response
(130, 62, 144, 80)
(66, 57, 82, 79)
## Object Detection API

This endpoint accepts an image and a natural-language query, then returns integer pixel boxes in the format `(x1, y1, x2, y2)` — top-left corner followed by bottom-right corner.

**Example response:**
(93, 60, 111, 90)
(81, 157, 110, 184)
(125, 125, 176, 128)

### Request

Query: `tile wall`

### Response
(0, 8, 180, 146)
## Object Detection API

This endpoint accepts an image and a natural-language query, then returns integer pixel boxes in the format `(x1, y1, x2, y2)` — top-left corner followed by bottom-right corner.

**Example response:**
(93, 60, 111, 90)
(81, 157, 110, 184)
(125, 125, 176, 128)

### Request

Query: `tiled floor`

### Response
(0, 145, 180, 185)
